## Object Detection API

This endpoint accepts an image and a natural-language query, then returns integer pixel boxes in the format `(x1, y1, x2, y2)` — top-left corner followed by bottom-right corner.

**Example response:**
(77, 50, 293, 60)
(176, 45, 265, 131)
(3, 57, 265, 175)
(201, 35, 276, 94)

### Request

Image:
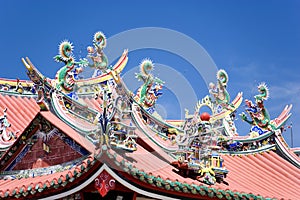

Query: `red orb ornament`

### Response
(200, 112, 211, 121)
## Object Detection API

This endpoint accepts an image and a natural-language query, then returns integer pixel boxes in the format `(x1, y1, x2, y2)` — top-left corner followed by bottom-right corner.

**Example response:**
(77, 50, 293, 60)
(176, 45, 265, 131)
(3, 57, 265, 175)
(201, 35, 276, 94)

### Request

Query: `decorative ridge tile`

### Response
(0, 155, 97, 198)
(103, 147, 272, 200)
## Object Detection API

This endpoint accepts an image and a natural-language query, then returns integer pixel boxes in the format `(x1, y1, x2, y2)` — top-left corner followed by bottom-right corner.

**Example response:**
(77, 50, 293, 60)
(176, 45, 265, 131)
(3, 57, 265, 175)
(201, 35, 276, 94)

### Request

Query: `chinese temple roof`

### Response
(0, 32, 299, 200)
(0, 90, 299, 199)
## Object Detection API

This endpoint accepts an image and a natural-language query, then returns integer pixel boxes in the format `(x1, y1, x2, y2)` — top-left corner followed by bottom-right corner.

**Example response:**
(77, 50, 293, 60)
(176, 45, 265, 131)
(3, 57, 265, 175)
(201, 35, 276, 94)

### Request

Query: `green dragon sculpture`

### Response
(87, 31, 109, 75)
(209, 69, 233, 110)
(135, 59, 164, 108)
(54, 40, 88, 92)
(240, 83, 275, 130)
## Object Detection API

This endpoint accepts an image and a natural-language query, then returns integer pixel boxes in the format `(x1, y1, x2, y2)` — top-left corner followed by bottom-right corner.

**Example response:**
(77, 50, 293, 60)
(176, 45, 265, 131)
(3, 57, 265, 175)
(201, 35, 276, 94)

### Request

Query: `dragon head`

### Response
(217, 69, 229, 87)
(93, 31, 106, 50)
(135, 59, 154, 81)
(140, 58, 154, 75)
(255, 82, 269, 103)
(54, 40, 74, 63)
(59, 41, 73, 59)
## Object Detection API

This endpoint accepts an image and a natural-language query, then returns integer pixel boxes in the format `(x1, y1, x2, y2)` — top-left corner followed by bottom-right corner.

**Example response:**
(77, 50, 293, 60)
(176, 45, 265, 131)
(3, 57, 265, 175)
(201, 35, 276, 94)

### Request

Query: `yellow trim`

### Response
(0, 79, 33, 87)
(22, 57, 33, 71)
(166, 120, 185, 127)
(76, 50, 128, 87)
(210, 92, 243, 122)
(3, 50, 127, 88)
(199, 167, 215, 176)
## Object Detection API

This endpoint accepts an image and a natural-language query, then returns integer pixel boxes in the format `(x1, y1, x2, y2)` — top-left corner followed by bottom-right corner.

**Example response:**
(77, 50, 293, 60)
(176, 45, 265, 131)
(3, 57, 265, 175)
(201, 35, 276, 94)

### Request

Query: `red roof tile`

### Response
(109, 144, 300, 200)
(0, 155, 95, 198)
(1, 79, 299, 200)
(40, 111, 96, 153)
(0, 93, 40, 135)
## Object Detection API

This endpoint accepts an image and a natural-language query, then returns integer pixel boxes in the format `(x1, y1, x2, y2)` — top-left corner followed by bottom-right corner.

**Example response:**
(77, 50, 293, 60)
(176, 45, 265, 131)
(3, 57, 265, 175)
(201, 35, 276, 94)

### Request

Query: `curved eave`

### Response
(211, 92, 243, 122)
(133, 100, 184, 132)
(131, 106, 178, 154)
(220, 144, 276, 155)
(0, 155, 96, 199)
(102, 145, 300, 200)
(40, 163, 180, 200)
(291, 147, 300, 155)
(20, 50, 127, 95)
(96, 147, 267, 200)
(76, 49, 128, 87)
(50, 92, 98, 134)
(275, 136, 300, 168)
(233, 131, 274, 143)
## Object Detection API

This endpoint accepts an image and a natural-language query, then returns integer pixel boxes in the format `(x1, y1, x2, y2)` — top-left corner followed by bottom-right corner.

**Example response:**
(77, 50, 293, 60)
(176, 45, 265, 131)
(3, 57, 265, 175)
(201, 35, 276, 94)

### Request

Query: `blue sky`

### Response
(0, 0, 299, 147)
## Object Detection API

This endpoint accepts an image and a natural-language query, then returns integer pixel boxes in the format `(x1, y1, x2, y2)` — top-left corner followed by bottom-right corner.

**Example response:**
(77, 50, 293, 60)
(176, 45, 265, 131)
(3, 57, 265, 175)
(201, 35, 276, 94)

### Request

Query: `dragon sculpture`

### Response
(54, 40, 88, 93)
(240, 83, 276, 131)
(209, 69, 234, 110)
(87, 32, 109, 76)
(135, 59, 164, 109)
